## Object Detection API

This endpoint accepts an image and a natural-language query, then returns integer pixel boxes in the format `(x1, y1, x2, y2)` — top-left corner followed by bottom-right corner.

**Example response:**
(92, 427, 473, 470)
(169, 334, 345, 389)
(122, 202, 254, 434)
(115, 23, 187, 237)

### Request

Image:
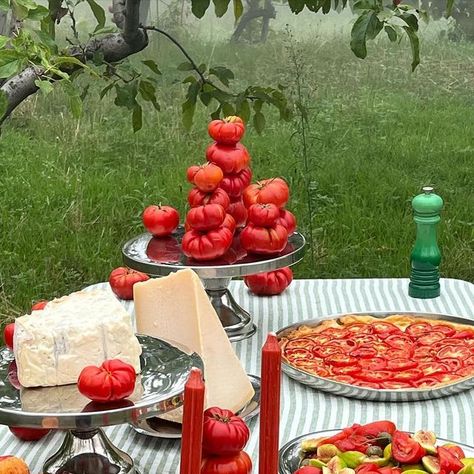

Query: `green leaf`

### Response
(350, 10, 383, 59)
(191, 0, 211, 18)
(385, 25, 398, 42)
(132, 104, 143, 132)
(139, 79, 160, 111)
(28, 5, 49, 20)
(142, 59, 162, 76)
(253, 111, 265, 134)
(352, 0, 378, 10)
(210, 105, 221, 120)
(114, 83, 138, 109)
(86, 0, 106, 30)
(0, 50, 21, 79)
(233, 0, 243, 21)
(221, 102, 234, 116)
(400, 12, 418, 32)
(100, 82, 115, 100)
(34, 79, 54, 95)
(0, 90, 7, 118)
(446, 0, 454, 16)
(182, 81, 200, 129)
(209, 66, 234, 87)
(54, 56, 87, 69)
(212, 0, 230, 17)
(178, 61, 195, 71)
(236, 98, 250, 123)
(33, 29, 58, 53)
(0, 0, 9, 12)
(0, 35, 8, 49)
(403, 26, 420, 72)
(288, 0, 305, 14)
(69, 94, 83, 118)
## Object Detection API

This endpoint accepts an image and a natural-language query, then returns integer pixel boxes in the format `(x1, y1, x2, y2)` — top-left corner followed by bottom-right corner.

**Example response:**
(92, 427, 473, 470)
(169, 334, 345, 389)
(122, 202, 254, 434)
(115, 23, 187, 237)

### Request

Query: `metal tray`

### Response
(279, 428, 474, 474)
(276, 311, 474, 402)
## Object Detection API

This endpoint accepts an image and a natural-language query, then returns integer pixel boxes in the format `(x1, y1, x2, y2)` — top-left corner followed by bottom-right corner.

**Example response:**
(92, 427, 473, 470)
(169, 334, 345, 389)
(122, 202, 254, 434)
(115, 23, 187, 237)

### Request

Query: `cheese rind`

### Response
(134, 269, 254, 417)
(14, 289, 142, 388)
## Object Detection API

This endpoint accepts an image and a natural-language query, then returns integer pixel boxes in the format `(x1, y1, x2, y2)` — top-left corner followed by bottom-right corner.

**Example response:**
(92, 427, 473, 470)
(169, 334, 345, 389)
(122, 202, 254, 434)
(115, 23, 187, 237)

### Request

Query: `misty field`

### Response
(0, 15, 473, 322)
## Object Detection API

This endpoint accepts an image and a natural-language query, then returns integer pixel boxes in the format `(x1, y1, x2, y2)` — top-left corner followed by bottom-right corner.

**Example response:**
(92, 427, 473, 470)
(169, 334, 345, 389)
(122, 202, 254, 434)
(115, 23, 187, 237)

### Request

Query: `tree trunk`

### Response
(0, 10, 9, 35)
(231, 0, 275, 43)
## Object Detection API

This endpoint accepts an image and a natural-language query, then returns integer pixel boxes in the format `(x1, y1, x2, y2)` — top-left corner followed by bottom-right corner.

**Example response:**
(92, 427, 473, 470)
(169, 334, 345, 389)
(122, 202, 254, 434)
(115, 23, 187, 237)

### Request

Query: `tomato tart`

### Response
(279, 314, 474, 390)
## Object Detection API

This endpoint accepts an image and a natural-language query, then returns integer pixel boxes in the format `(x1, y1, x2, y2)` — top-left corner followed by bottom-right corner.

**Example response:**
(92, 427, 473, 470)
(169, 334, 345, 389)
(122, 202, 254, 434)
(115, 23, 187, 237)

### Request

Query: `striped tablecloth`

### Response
(1, 277, 473, 473)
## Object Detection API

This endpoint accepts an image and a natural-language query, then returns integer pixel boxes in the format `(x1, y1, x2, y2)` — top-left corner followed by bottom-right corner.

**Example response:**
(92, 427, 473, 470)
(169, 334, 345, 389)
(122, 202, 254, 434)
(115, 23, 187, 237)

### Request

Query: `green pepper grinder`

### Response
(408, 186, 444, 299)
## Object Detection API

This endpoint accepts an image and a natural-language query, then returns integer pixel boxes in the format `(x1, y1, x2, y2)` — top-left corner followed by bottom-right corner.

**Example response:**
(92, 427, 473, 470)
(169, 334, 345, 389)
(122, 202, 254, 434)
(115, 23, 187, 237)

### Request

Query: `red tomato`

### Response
(437, 345, 471, 359)
(357, 370, 394, 383)
(78, 359, 136, 403)
(436, 373, 461, 384)
(350, 347, 378, 359)
(439, 358, 463, 372)
(206, 142, 250, 174)
(414, 377, 442, 388)
(386, 358, 418, 371)
(187, 165, 200, 183)
(391, 369, 423, 383)
(358, 357, 387, 371)
(244, 267, 293, 296)
(188, 188, 230, 210)
(207, 116, 245, 145)
(276, 209, 297, 235)
(325, 354, 358, 367)
(108, 267, 150, 300)
(418, 362, 448, 377)
(330, 375, 356, 384)
(294, 468, 322, 474)
(417, 332, 445, 346)
(220, 168, 252, 198)
(192, 164, 224, 193)
(314, 345, 344, 358)
(201, 451, 252, 474)
(354, 420, 396, 437)
(202, 407, 250, 456)
(3, 323, 15, 350)
(466, 355, 474, 365)
(452, 330, 474, 340)
(442, 444, 466, 460)
(31, 300, 48, 311)
(370, 322, 400, 335)
(146, 236, 181, 264)
(392, 431, 426, 463)
(332, 365, 360, 375)
(9, 426, 50, 441)
(385, 334, 414, 351)
(405, 322, 433, 338)
(356, 464, 383, 474)
(186, 204, 226, 231)
(222, 214, 236, 233)
(243, 178, 290, 208)
(182, 226, 233, 261)
(227, 198, 248, 227)
(142, 205, 180, 237)
(352, 380, 381, 389)
(240, 223, 288, 255)
(413, 346, 436, 360)
(437, 446, 464, 474)
(247, 203, 280, 227)
(430, 324, 456, 337)
(381, 381, 413, 389)
(345, 323, 373, 334)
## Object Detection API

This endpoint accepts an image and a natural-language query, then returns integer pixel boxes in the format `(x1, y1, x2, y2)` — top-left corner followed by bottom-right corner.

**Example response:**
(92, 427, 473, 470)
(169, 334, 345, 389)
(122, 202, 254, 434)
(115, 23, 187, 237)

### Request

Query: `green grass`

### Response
(0, 27, 473, 324)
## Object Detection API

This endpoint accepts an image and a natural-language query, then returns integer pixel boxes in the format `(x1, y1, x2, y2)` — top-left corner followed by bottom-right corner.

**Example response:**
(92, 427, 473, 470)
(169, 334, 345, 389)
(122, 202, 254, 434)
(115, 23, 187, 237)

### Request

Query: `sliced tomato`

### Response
(386, 358, 418, 371)
(430, 324, 456, 337)
(308, 335, 332, 346)
(437, 345, 471, 359)
(284, 338, 317, 351)
(451, 330, 474, 340)
(350, 334, 377, 345)
(357, 370, 394, 383)
(382, 381, 413, 389)
(465, 339, 474, 348)
(413, 346, 436, 359)
(434, 338, 466, 349)
(435, 373, 461, 384)
(352, 380, 381, 389)
(465, 355, 474, 365)
(320, 328, 347, 339)
(438, 446, 464, 474)
(350, 347, 378, 359)
(358, 357, 387, 371)
(284, 348, 315, 362)
(386, 349, 414, 360)
(332, 365, 360, 376)
(330, 375, 356, 384)
(414, 377, 442, 388)
(439, 358, 463, 372)
(417, 332, 446, 346)
(329, 338, 358, 352)
(294, 358, 324, 368)
(326, 354, 358, 367)
(345, 323, 373, 334)
(418, 362, 448, 377)
(405, 322, 433, 338)
(392, 431, 426, 463)
(456, 367, 474, 378)
(314, 345, 344, 358)
(442, 444, 466, 460)
(391, 369, 423, 382)
(370, 321, 401, 335)
(385, 334, 414, 351)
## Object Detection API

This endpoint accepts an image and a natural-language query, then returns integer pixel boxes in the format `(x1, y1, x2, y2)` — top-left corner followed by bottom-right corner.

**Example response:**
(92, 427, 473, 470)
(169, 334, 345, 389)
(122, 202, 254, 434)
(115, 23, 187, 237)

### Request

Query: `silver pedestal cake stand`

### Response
(122, 227, 306, 342)
(0, 335, 203, 474)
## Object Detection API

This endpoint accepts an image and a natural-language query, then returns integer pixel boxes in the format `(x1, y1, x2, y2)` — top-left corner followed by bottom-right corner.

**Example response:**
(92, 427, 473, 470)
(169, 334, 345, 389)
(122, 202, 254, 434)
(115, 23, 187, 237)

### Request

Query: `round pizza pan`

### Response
(276, 311, 474, 402)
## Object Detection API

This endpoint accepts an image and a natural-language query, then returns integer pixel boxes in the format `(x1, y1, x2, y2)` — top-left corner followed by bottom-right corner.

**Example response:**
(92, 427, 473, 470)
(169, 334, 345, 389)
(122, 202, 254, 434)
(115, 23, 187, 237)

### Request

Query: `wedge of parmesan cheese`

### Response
(14, 289, 142, 388)
(134, 269, 254, 417)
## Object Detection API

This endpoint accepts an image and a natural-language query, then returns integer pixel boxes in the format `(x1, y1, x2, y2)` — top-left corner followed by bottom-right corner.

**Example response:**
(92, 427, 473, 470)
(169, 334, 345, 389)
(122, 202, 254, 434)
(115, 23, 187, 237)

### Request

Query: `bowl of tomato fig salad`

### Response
(277, 312, 474, 402)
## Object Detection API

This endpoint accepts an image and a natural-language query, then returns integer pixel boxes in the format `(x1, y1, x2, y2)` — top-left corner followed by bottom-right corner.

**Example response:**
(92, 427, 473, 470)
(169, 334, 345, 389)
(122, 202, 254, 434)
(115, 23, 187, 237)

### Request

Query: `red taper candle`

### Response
(180, 367, 205, 474)
(259, 332, 282, 474)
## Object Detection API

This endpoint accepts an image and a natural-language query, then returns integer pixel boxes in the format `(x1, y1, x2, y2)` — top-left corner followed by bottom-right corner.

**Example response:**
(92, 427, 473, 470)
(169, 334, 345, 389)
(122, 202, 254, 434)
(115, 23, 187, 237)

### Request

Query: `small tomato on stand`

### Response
(247, 203, 280, 227)
(220, 168, 253, 198)
(108, 267, 150, 300)
(202, 407, 250, 456)
(78, 359, 136, 403)
(244, 267, 293, 296)
(186, 204, 226, 231)
(276, 209, 297, 235)
(206, 143, 250, 174)
(191, 164, 224, 193)
(188, 188, 230, 210)
(182, 227, 233, 261)
(31, 300, 48, 311)
(227, 199, 248, 228)
(3, 323, 15, 350)
(240, 223, 288, 255)
(142, 205, 180, 237)
(243, 178, 289, 208)
(208, 116, 245, 145)
(9, 427, 51, 441)
(201, 451, 252, 474)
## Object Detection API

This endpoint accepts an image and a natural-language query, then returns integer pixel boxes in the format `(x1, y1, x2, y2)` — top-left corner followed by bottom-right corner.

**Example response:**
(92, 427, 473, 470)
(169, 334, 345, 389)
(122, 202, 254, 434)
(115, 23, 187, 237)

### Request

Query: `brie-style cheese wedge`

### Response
(14, 289, 142, 388)
(134, 269, 254, 418)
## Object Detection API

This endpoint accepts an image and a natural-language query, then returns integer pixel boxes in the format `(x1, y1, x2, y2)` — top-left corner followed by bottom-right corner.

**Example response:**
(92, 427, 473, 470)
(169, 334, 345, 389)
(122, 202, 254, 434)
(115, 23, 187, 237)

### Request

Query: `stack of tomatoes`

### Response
(201, 407, 252, 474)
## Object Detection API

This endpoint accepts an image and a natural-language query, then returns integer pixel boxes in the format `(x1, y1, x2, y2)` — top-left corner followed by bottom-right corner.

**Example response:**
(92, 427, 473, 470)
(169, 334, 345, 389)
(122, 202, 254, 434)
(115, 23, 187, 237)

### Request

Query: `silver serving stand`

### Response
(122, 227, 306, 342)
(0, 335, 203, 474)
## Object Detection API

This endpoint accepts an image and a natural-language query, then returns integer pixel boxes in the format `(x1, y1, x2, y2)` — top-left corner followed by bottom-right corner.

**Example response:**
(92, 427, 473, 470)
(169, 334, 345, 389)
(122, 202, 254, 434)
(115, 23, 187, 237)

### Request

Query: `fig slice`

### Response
(422, 455, 441, 474)
(414, 431, 437, 454)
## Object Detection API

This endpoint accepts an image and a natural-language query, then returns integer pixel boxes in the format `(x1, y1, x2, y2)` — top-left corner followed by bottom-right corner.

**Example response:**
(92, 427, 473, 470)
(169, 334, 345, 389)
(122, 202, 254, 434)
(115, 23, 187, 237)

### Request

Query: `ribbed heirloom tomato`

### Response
(188, 188, 230, 210)
(186, 204, 226, 231)
(208, 116, 245, 145)
(206, 143, 250, 174)
(142, 205, 180, 237)
(243, 178, 289, 208)
(247, 203, 280, 227)
(202, 407, 250, 456)
(220, 168, 253, 198)
(227, 199, 248, 227)
(201, 451, 252, 474)
(78, 359, 136, 403)
(222, 214, 237, 233)
(182, 226, 233, 261)
(240, 223, 288, 255)
(276, 209, 297, 235)
(109, 267, 150, 300)
(244, 267, 293, 296)
(189, 163, 224, 192)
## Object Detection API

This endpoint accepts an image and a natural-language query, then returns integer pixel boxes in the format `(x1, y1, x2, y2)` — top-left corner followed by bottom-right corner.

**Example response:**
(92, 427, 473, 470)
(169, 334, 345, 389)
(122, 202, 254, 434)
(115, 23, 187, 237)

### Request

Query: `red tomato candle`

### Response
(180, 368, 205, 474)
(259, 333, 282, 474)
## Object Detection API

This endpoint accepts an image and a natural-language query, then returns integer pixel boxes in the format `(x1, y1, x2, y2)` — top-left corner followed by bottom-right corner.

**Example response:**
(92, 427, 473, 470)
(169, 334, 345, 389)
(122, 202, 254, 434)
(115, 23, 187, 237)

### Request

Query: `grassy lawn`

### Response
(0, 27, 473, 324)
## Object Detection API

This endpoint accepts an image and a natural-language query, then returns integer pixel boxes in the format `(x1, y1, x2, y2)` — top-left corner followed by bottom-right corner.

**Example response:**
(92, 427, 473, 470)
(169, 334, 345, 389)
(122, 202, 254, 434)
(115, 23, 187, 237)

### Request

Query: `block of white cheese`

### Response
(134, 269, 254, 417)
(14, 289, 142, 388)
